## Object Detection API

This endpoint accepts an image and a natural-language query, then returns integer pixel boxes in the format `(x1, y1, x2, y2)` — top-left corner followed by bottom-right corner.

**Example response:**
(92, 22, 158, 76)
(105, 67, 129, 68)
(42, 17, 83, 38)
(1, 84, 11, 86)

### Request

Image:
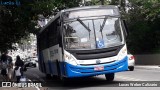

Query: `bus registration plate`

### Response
(94, 66, 104, 71)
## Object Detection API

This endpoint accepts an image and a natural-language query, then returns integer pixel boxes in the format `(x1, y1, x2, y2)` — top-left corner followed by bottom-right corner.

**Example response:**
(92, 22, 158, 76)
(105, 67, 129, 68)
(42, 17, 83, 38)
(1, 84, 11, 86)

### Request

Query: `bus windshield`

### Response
(63, 16, 123, 50)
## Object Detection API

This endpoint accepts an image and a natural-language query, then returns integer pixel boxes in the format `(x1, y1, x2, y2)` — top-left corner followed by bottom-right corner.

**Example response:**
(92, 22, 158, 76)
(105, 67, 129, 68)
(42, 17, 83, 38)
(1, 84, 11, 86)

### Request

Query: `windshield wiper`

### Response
(99, 16, 108, 32)
(77, 18, 91, 32)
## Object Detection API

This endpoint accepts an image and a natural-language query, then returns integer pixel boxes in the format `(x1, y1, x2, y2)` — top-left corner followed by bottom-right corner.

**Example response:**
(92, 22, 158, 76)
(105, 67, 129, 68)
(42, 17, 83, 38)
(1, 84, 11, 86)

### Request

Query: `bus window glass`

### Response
(64, 17, 122, 50)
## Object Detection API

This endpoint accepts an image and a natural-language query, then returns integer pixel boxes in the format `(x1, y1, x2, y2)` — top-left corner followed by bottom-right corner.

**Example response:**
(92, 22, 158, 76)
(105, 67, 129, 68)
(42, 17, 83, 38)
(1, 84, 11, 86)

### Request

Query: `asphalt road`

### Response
(22, 65, 160, 90)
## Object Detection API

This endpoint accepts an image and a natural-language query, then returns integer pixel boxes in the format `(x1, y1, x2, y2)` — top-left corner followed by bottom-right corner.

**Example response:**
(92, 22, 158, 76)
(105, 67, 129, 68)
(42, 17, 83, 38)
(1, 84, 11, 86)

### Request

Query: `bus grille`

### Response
(67, 44, 124, 60)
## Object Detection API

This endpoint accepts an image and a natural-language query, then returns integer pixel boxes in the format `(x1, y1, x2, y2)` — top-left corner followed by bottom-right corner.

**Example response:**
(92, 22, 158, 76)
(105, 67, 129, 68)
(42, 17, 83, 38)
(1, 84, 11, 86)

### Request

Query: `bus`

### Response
(37, 5, 128, 81)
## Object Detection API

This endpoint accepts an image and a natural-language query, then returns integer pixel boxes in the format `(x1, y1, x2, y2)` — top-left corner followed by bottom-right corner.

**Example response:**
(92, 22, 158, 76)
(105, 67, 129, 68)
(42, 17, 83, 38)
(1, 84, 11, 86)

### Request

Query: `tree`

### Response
(0, 0, 81, 52)
(125, 0, 160, 54)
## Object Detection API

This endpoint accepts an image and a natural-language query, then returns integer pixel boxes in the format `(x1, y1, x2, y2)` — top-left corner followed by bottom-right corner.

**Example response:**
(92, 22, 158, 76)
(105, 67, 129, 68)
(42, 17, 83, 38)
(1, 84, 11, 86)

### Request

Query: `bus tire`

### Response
(61, 77, 67, 82)
(129, 66, 134, 71)
(46, 74, 52, 79)
(105, 73, 115, 81)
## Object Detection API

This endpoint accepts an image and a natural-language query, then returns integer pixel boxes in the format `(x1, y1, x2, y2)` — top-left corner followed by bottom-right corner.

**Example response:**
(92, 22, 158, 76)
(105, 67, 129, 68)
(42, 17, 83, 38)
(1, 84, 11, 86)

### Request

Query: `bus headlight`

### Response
(118, 45, 127, 60)
(64, 51, 78, 66)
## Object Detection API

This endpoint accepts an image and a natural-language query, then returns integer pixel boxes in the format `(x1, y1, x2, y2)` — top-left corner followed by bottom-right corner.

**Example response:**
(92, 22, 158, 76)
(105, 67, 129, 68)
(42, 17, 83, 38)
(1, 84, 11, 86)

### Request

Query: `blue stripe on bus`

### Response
(59, 62, 66, 76)
(64, 56, 128, 78)
(38, 51, 128, 78)
(48, 60, 52, 73)
(38, 50, 59, 75)
(50, 61, 58, 75)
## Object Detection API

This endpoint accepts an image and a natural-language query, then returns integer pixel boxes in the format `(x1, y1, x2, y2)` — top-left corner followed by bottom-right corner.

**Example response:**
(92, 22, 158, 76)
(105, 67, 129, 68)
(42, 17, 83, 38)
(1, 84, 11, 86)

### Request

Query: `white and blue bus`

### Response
(37, 5, 128, 81)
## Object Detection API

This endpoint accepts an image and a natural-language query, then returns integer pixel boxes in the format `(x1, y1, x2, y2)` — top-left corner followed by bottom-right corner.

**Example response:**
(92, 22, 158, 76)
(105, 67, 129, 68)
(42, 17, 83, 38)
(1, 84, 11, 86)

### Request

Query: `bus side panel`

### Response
(42, 49, 50, 74)
(37, 31, 64, 76)
(38, 51, 45, 73)
(59, 60, 66, 77)
(48, 44, 63, 76)
(48, 45, 58, 75)
(39, 47, 59, 75)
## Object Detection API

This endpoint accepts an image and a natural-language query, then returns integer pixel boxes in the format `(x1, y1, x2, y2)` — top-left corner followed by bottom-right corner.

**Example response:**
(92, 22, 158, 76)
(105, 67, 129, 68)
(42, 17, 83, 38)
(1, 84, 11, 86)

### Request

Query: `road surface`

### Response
(1, 64, 160, 90)
(22, 65, 160, 90)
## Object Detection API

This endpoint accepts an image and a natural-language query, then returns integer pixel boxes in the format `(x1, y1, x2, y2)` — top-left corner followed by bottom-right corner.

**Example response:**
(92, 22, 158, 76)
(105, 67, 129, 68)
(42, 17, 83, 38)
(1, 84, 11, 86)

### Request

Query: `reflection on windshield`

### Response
(63, 9, 119, 20)
(64, 17, 122, 50)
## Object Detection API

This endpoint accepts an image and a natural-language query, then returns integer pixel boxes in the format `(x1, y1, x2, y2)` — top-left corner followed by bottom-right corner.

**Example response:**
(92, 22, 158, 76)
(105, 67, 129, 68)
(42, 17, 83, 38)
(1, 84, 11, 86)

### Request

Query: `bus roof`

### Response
(38, 12, 61, 35)
(38, 5, 119, 35)
(62, 5, 119, 12)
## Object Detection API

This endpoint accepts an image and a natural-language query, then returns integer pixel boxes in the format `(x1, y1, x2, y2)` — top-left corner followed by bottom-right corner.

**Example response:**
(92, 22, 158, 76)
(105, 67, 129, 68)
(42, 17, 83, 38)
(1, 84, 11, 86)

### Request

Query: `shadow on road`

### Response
(41, 76, 124, 89)
(24, 67, 125, 90)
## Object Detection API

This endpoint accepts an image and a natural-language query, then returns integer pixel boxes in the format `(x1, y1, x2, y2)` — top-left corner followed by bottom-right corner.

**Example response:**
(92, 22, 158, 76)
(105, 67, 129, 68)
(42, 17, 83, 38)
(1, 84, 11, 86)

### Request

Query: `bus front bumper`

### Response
(65, 56, 128, 78)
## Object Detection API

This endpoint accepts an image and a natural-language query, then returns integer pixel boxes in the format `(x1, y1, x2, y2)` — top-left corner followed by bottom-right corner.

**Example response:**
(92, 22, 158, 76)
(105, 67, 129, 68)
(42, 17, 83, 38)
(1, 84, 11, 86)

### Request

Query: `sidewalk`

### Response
(1, 65, 160, 90)
(0, 85, 47, 90)
(0, 87, 46, 90)
(0, 70, 46, 90)
(135, 65, 160, 70)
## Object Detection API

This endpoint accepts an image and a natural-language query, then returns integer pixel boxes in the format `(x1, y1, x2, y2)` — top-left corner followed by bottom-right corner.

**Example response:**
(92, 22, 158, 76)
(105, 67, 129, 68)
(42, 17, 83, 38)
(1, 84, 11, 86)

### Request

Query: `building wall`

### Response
(135, 54, 160, 65)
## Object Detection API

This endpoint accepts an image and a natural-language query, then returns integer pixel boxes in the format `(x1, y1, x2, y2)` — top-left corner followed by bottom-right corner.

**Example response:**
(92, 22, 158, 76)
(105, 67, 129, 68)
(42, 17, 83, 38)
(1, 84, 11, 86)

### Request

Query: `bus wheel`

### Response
(60, 77, 69, 85)
(46, 74, 52, 79)
(60, 77, 66, 81)
(129, 66, 134, 71)
(105, 73, 115, 81)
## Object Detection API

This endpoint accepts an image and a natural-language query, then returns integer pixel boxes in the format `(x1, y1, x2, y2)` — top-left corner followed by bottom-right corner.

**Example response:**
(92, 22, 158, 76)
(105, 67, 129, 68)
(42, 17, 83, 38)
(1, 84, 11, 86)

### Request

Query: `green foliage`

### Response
(89, 0, 110, 5)
(126, 0, 160, 54)
(0, 0, 81, 52)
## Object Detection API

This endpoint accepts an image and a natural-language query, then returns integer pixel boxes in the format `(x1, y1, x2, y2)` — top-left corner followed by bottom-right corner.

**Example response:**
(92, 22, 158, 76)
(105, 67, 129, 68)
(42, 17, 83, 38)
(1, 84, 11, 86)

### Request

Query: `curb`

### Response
(135, 66, 160, 70)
